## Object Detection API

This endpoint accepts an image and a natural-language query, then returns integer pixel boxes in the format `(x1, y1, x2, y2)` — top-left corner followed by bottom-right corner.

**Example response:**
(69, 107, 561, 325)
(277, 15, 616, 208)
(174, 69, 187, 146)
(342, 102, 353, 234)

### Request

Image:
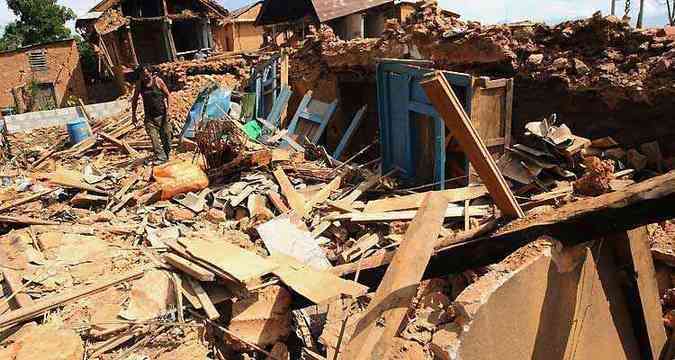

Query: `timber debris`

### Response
(0, 2, 674, 359)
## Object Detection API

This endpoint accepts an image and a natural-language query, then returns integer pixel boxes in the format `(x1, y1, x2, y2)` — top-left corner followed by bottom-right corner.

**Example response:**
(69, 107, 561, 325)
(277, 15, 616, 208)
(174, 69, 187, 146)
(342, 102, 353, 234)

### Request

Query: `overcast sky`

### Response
(0, 0, 671, 30)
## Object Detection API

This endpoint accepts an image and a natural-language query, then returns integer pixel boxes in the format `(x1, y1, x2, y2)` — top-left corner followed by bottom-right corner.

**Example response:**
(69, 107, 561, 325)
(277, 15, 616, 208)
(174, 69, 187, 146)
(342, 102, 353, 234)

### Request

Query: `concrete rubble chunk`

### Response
(166, 207, 196, 222)
(120, 270, 175, 321)
(430, 238, 642, 360)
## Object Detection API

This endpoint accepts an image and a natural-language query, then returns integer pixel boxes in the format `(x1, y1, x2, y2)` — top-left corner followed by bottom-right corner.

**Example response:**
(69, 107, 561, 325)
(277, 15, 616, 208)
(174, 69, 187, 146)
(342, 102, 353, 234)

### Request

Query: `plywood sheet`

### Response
(180, 238, 278, 283)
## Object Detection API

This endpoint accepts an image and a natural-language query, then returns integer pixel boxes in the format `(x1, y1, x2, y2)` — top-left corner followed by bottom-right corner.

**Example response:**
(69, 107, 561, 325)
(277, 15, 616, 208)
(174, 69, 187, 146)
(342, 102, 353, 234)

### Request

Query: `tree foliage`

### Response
(0, 0, 76, 51)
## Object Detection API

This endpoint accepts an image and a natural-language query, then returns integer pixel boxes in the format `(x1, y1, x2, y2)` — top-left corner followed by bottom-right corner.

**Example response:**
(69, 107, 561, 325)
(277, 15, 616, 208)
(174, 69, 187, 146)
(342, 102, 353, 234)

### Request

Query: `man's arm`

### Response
(131, 82, 140, 125)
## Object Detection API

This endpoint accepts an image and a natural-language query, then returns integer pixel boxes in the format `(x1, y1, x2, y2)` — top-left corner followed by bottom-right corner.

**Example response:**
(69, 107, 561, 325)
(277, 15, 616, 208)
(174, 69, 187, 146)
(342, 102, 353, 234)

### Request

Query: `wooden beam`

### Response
(0, 215, 59, 226)
(273, 168, 305, 215)
(99, 131, 140, 157)
(330, 205, 489, 223)
(185, 278, 220, 320)
(612, 226, 668, 358)
(333, 170, 675, 277)
(0, 189, 55, 213)
(302, 176, 342, 216)
(267, 191, 290, 213)
(163, 253, 215, 282)
(420, 72, 524, 218)
(343, 193, 449, 359)
(363, 185, 488, 213)
(0, 269, 145, 329)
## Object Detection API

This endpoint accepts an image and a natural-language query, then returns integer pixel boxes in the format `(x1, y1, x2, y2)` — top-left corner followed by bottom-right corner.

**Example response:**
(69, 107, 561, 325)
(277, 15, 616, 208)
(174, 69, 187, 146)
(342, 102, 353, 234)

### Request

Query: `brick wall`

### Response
(0, 39, 88, 110)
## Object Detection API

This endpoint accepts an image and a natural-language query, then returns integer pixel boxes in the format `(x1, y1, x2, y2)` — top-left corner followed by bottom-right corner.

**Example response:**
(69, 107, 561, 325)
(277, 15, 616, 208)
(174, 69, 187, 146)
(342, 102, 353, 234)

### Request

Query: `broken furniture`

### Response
(286, 90, 338, 144)
(376, 61, 513, 189)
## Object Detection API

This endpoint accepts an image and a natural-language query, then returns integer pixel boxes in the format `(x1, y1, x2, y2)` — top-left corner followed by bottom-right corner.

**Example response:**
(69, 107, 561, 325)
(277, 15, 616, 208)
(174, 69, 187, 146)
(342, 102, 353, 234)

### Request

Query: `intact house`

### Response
(0, 39, 87, 114)
(255, 0, 459, 42)
(76, 0, 231, 92)
(220, 1, 266, 52)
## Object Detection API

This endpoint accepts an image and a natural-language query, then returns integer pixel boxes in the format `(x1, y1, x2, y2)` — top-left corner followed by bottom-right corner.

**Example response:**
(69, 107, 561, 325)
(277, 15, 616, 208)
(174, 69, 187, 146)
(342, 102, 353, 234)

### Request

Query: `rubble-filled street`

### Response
(0, 0, 675, 359)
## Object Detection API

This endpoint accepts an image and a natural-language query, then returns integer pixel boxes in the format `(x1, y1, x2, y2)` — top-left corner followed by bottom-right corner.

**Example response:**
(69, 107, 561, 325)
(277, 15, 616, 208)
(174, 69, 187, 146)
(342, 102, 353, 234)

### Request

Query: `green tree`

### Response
(0, 0, 76, 50)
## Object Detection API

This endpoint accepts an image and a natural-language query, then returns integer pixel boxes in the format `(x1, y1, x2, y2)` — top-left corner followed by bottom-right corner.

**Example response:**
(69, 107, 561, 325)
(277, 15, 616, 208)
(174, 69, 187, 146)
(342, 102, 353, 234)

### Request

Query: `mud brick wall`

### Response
(0, 39, 87, 109)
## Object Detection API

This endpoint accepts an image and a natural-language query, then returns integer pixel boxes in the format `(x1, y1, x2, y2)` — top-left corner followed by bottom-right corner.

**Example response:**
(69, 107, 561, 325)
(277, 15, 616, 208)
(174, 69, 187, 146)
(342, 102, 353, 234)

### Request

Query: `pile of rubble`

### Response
(1, 4, 675, 360)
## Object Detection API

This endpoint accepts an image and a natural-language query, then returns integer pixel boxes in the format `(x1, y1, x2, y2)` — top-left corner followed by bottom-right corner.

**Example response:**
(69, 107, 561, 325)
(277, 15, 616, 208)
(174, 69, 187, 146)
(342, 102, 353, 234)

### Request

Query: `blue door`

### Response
(377, 61, 473, 189)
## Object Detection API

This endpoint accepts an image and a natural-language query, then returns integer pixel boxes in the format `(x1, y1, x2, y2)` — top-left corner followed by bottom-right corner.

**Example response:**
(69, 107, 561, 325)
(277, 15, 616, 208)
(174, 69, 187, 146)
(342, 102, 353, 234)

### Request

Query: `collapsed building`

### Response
(1, 2, 675, 360)
(75, 0, 232, 93)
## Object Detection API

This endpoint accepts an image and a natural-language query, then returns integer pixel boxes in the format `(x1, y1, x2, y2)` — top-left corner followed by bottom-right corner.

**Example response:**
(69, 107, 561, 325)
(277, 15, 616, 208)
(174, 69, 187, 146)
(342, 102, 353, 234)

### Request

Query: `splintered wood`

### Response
(343, 193, 449, 359)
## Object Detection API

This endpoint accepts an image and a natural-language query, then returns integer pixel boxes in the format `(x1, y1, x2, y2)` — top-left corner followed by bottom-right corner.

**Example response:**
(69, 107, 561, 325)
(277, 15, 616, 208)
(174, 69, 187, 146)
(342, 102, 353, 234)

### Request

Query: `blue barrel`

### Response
(67, 118, 92, 145)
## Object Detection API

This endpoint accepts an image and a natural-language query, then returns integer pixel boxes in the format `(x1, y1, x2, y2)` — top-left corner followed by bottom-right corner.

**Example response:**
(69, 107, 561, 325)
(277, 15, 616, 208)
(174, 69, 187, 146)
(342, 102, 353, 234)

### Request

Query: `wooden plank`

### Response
(332, 205, 489, 223)
(333, 105, 367, 160)
(0, 251, 33, 310)
(180, 238, 278, 283)
(0, 215, 59, 226)
(614, 226, 668, 358)
(0, 189, 55, 213)
(163, 253, 215, 282)
(0, 269, 144, 329)
(334, 169, 391, 207)
(99, 131, 140, 157)
(270, 254, 368, 305)
(343, 193, 449, 359)
(164, 239, 239, 284)
(267, 191, 290, 213)
(363, 185, 488, 213)
(302, 176, 342, 216)
(185, 278, 220, 320)
(47, 170, 110, 195)
(340, 233, 380, 263)
(273, 168, 305, 214)
(420, 72, 524, 218)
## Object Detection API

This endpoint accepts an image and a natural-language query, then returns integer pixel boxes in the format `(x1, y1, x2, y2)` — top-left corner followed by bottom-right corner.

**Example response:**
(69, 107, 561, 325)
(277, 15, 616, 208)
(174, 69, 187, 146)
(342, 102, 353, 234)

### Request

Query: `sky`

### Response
(0, 0, 671, 30)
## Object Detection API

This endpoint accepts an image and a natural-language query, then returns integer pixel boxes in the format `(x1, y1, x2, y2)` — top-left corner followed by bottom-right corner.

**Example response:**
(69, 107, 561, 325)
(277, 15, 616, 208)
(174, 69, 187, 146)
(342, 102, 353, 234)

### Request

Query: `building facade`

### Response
(0, 39, 87, 113)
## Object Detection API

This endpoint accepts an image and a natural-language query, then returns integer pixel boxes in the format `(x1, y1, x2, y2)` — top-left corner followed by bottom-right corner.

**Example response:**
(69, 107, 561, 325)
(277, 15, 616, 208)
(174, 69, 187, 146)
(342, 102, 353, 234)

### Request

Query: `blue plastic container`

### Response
(67, 118, 92, 145)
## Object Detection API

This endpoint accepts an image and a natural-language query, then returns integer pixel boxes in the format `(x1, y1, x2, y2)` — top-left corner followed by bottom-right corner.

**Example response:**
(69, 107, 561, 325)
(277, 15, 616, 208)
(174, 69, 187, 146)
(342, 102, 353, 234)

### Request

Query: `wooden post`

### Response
(420, 71, 524, 219)
(611, 226, 668, 358)
(343, 193, 449, 359)
(124, 27, 139, 66)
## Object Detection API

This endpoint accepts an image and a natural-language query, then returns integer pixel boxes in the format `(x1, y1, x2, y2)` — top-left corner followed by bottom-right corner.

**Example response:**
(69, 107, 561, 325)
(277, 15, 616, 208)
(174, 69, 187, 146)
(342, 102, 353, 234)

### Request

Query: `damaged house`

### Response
(255, 0, 459, 41)
(221, 1, 266, 52)
(0, 39, 87, 114)
(76, 0, 230, 90)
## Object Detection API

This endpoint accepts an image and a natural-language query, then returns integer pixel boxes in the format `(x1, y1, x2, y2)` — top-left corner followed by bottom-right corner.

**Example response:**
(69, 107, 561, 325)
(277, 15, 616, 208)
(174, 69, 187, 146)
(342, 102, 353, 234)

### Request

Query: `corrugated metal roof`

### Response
(311, 0, 392, 22)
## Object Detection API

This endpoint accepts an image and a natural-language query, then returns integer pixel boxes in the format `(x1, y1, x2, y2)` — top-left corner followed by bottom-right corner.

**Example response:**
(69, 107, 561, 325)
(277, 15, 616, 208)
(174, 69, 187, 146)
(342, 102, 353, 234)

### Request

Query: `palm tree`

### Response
(611, 0, 617, 15)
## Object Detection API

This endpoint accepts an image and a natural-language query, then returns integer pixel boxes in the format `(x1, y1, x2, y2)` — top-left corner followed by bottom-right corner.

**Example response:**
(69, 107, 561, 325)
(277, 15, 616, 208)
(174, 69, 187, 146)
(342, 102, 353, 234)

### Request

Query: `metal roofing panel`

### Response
(311, 0, 392, 22)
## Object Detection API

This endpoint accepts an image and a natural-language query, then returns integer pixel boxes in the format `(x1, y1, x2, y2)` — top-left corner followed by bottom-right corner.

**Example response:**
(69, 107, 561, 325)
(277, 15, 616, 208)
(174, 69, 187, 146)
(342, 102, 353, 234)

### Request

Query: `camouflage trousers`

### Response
(145, 115, 173, 161)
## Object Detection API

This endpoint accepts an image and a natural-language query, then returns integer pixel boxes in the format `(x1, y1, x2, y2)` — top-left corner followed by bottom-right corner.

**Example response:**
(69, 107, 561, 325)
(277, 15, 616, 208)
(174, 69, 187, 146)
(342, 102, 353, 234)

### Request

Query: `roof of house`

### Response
(89, 0, 229, 17)
(255, 0, 393, 25)
(227, 1, 263, 22)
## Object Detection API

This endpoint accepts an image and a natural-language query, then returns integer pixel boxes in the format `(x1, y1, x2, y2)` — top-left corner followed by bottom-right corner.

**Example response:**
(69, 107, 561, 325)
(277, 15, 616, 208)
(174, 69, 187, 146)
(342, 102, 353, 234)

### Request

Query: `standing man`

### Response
(131, 64, 172, 163)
